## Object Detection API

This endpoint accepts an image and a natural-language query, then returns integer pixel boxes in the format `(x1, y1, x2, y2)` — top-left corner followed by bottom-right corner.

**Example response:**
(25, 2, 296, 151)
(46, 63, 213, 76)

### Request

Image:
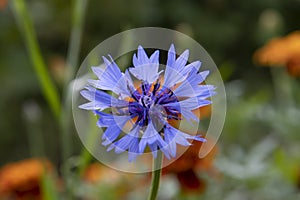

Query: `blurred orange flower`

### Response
(193, 104, 211, 120)
(0, 0, 7, 10)
(83, 163, 123, 184)
(162, 138, 218, 193)
(286, 56, 300, 78)
(0, 158, 53, 200)
(253, 31, 300, 77)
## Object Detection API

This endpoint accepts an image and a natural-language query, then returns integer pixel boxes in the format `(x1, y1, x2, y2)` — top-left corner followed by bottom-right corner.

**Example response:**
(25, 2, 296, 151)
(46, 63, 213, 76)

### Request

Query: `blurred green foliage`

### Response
(0, 0, 300, 199)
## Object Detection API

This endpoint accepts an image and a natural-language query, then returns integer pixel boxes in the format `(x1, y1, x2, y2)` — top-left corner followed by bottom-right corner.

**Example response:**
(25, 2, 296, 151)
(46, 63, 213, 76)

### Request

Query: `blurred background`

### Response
(0, 0, 300, 199)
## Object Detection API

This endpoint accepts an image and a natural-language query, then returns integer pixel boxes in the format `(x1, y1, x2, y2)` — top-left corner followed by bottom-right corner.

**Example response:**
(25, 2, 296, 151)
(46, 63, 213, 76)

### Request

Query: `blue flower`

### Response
(79, 44, 216, 162)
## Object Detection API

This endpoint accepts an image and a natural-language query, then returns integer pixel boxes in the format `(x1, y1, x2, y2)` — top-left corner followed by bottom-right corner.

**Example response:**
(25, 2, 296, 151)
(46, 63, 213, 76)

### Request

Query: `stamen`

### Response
(152, 80, 160, 96)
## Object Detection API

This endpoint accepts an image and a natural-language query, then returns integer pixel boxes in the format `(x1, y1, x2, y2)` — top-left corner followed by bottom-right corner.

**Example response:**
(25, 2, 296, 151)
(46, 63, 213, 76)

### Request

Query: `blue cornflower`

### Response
(79, 44, 216, 162)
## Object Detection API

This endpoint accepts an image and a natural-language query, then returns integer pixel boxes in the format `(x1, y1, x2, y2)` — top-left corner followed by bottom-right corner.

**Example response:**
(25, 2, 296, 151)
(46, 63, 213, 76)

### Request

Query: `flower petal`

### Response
(166, 44, 176, 68)
(163, 66, 187, 88)
(164, 46, 188, 87)
(88, 55, 130, 96)
(124, 69, 135, 91)
(163, 45, 202, 88)
(173, 70, 216, 98)
(185, 60, 202, 72)
(136, 45, 148, 65)
(138, 121, 170, 158)
(164, 124, 206, 158)
(113, 126, 140, 153)
(163, 126, 177, 157)
(91, 66, 104, 78)
(164, 97, 212, 122)
(174, 49, 189, 71)
(79, 86, 128, 110)
(129, 47, 161, 83)
(102, 125, 122, 146)
(94, 111, 131, 128)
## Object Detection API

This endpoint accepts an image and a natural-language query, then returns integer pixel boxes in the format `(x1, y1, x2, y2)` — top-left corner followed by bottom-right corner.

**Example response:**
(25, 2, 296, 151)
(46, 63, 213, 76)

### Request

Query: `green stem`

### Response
(60, 0, 88, 161)
(148, 151, 163, 200)
(65, 0, 88, 85)
(270, 67, 294, 111)
(10, 0, 61, 120)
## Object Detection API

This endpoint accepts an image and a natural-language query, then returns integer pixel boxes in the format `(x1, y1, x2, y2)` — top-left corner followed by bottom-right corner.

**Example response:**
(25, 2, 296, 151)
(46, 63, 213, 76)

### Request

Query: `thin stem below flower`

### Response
(148, 151, 163, 200)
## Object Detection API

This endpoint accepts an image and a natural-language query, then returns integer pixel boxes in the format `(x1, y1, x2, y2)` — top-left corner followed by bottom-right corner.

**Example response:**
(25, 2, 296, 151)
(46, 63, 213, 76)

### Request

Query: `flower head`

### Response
(79, 44, 216, 162)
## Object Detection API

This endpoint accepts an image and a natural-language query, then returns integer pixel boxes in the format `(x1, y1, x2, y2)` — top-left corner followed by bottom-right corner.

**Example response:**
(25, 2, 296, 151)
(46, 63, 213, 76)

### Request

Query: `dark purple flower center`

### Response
(128, 81, 180, 127)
